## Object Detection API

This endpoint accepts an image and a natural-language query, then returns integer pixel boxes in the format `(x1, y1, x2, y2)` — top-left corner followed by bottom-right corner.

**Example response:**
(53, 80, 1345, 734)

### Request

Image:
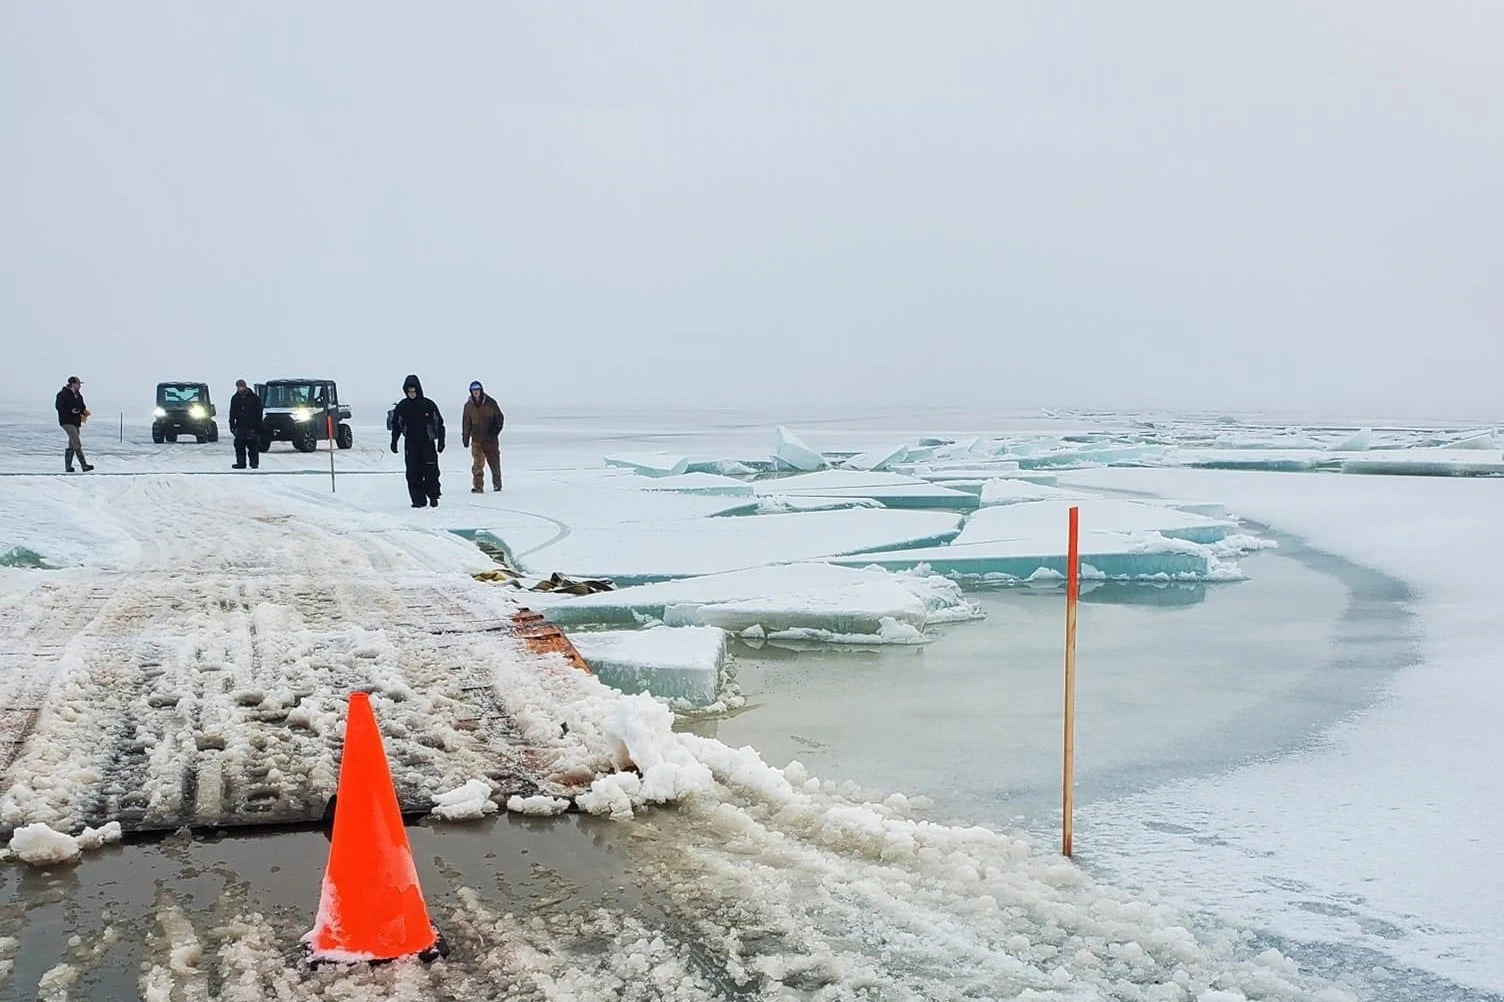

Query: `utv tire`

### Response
(165, 431, 178, 443)
(151, 426, 165, 444)
(195, 432, 207, 444)
(208, 423, 220, 443)
(336, 424, 353, 450)
(295, 432, 317, 453)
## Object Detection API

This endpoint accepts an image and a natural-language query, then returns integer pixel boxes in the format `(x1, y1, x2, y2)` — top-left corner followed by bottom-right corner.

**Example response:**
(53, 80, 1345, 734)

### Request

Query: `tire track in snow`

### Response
(0, 476, 578, 835)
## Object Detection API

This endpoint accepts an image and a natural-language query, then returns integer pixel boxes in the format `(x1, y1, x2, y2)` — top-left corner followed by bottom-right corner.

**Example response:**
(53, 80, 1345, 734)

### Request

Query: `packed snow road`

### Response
(0, 473, 595, 836)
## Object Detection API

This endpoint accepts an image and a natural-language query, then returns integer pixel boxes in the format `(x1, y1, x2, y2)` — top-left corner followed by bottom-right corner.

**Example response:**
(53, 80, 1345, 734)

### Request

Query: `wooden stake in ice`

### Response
(326, 413, 337, 493)
(1063, 505, 1079, 857)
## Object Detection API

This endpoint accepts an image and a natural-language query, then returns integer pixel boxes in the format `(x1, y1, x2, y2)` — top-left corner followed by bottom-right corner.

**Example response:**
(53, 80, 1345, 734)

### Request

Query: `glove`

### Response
(462, 436, 470, 449)
(390, 442, 398, 454)
(436, 439, 446, 454)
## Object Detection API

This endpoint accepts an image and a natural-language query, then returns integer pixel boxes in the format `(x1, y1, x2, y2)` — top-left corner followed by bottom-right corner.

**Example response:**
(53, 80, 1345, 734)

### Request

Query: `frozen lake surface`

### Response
(0, 404, 1500, 1001)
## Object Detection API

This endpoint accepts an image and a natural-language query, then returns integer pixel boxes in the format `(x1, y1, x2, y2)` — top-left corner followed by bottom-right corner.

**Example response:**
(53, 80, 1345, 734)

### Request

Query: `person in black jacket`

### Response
(55, 376, 93, 472)
(228, 379, 264, 470)
(389, 374, 445, 507)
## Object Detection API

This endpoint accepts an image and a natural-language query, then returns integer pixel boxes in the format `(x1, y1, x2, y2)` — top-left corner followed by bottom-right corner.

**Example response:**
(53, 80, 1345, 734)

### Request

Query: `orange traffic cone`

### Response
(304, 692, 445, 962)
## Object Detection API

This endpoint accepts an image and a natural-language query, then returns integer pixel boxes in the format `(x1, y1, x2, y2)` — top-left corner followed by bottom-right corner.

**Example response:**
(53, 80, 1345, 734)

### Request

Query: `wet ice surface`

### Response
(2, 405, 1502, 1000)
(690, 547, 1357, 832)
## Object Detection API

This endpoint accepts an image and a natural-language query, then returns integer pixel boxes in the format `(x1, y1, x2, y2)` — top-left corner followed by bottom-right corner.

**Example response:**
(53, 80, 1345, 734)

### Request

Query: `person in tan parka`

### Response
(461, 380, 504, 493)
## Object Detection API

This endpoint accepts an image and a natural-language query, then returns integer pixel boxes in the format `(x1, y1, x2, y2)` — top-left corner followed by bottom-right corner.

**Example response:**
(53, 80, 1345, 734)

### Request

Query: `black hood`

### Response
(402, 374, 424, 398)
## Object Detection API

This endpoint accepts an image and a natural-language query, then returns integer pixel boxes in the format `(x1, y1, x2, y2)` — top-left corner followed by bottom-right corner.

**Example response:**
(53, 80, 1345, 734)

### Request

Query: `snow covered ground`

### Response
(0, 405, 1500, 1000)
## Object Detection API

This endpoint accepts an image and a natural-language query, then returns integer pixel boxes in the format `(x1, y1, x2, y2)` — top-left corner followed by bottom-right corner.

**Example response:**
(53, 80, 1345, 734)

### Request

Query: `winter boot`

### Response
(65, 449, 75, 473)
(471, 487, 483, 494)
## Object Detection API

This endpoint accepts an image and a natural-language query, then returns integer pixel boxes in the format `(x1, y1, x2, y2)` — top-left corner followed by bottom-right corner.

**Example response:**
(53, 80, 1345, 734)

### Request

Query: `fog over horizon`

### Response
(4, 3, 1500, 420)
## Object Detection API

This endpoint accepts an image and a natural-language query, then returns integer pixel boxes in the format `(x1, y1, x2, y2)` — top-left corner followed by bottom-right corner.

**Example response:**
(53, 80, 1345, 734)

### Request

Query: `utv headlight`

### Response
(293, 407, 314, 422)
(188, 404, 207, 419)
(153, 407, 167, 418)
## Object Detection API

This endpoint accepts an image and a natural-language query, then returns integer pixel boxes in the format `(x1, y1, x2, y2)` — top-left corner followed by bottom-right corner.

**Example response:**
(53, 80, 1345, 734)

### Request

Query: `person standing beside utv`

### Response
(55, 376, 93, 472)
(460, 380, 504, 493)
(228, 379, 263, 470)
(389, 374, 445, 507)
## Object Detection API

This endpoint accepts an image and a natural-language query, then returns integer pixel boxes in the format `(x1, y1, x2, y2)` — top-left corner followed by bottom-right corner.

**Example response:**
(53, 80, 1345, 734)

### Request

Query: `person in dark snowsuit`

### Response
(55, 376, 93, 472)
(228, 379, 263, 470)
(389, 374, 445, 507)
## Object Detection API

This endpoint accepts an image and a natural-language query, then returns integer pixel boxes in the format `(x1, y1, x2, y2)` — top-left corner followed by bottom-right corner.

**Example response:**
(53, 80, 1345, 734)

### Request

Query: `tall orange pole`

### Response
(326, 414, 337, 493)
(1063, 505, 1079, 857)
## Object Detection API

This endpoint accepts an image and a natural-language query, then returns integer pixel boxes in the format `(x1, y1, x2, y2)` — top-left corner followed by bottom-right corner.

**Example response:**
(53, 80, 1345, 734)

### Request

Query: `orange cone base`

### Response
(305, 931, 449, 967)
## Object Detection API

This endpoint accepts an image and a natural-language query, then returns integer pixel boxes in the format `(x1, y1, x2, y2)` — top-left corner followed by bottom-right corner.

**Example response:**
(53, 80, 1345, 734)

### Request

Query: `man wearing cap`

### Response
(228, 379, 264, 470)
(460, 380, 504, 493)
(55, 376, 93, 473)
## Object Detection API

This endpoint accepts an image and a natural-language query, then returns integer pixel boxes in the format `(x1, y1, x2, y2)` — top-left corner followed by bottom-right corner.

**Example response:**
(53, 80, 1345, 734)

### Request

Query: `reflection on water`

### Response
(1078, 580, 1209, 607)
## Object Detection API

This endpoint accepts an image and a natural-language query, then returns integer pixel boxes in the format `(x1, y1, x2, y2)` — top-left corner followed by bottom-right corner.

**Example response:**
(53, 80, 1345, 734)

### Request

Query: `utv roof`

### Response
(157, 381, 209, 386)
(262, 378, 334, 384)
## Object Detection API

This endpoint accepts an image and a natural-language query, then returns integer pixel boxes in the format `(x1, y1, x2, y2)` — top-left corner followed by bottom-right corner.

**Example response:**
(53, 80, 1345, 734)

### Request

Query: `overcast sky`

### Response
(3, 2, 1500, 416)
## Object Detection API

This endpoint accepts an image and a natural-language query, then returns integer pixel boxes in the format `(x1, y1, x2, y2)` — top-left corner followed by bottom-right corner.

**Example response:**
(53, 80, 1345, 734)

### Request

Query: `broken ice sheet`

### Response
(627, 472, 753, 496)
(602, 452, 690, 477)
(569, 626, 727, 706)
(1340, 449, 1504, 477)
(515, 508, 963, 584)
(753, 469, 978, 509)
(531, 562, 981, 635)
(773, 425, 828, 471)
(840, 500, 1257, 581)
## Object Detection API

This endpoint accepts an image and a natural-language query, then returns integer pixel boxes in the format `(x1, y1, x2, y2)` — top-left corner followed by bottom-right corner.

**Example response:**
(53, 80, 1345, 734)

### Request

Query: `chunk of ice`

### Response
(980, 480, 1100, 507)
(754, 470, 978, 510)
(1440, 429, 1498, 450)
(686, 458, 758, 476)
(833, 500, 1244, 580)
(7, 821, 121, 864)
(631, 473, 754, 496)
(667, 581, 926, 635)
(712, 496, 883, 516)
(1340, 450, 1504, 477)
(774, 426, 828, 471)
(603, 452, 691, 477)
(1329, 428, 1373, 452)
(963, 500, 1237, 546)
(837, 531, 1214, 581)
(569, 627, 727, 706)
(841, 444, 909, 471)
(517, 509, 963, 584)
(532, 562, 981, 631)
(1023, 444, 1167, 468)
(429, 778, 498, 821)
(1172, 449, 1329, 472)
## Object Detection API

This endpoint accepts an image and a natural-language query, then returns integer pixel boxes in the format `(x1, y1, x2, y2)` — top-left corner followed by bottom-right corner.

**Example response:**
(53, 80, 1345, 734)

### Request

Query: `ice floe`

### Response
(773, 425, 827, 471)
(602, 451, 690, 477)
(838, 500, 1256, 581)
(752, 469, 978, 509)
(532, 562, 982, 637)
(568, 626, 728, 706)
(514, 508, 963, 584)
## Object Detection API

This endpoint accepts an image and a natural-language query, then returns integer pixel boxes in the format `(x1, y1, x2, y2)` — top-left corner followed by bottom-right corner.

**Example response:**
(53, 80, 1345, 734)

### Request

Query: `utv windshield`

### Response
(262, 384, 326, 409)
(157, 384, 206, 407)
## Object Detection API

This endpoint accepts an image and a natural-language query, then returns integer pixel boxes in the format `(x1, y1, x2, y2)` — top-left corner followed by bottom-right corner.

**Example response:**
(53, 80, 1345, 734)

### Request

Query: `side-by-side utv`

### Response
(151, 382, 219, 444)
(256, 379, 354, 453)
